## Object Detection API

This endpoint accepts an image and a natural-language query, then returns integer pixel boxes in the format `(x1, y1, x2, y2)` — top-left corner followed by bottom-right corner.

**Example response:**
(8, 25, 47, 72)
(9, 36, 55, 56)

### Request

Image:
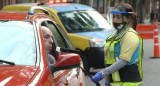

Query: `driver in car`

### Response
(41, 26, 56, 76)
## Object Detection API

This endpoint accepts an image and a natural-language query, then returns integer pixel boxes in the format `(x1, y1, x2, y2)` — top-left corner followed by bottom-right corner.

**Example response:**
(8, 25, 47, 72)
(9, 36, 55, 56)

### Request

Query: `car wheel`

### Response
(78, 51, 90, 73)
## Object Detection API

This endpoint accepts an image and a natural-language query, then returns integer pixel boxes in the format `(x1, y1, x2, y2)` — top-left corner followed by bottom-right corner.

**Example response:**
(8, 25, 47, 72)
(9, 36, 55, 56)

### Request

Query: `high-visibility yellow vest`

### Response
(104, 27, 143, 86)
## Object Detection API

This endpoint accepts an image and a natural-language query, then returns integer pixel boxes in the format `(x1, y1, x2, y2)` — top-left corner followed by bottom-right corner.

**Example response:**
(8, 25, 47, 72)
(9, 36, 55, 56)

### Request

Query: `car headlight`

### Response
(89, 38, 106, 47)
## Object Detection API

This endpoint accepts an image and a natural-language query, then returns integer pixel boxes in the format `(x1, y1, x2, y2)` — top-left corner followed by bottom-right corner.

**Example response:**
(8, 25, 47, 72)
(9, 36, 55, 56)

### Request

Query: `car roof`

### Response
(43, 3, 94, 12)
(0, 11, 28, 20)
(4, 3, 94, 12)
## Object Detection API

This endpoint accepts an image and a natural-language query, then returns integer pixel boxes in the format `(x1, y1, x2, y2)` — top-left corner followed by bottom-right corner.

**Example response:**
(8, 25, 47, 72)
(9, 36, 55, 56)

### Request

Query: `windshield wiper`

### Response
(0, 60, 15, 65)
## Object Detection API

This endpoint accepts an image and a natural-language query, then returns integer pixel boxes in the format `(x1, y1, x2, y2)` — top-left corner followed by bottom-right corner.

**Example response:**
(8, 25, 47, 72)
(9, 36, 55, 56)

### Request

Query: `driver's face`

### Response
(42, 26, 53, 54)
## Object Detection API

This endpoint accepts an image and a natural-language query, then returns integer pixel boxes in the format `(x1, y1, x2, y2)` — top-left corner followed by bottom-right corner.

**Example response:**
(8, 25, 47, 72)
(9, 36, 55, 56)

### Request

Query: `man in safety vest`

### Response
(92, 3, 143, 86)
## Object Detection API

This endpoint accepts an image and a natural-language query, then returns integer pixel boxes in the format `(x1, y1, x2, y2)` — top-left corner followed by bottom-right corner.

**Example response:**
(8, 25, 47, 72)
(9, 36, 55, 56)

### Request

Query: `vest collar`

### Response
(115, 24, 131, 39)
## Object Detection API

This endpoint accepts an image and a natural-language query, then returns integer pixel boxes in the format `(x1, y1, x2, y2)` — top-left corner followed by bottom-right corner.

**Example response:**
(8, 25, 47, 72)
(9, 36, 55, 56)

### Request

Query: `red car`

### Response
(0, 6, 85, 86)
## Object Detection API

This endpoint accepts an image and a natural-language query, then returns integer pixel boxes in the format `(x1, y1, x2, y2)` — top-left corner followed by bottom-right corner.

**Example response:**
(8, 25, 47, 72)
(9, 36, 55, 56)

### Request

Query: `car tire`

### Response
(79, 51, 90, 73)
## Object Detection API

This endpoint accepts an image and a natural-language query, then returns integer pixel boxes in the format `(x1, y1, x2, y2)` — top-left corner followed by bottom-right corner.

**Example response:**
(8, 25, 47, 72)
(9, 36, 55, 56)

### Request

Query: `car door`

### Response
(40, 20, 80, 86)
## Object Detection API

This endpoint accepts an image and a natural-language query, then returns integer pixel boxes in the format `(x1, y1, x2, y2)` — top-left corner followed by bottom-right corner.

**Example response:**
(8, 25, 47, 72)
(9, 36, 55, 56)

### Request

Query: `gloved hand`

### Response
(105, 83, 110, 86)
(91, 72, 103, 83)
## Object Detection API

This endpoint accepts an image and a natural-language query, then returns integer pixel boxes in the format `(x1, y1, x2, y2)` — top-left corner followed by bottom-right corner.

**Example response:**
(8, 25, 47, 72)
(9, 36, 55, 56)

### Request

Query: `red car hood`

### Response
(0, 65, 38, 86)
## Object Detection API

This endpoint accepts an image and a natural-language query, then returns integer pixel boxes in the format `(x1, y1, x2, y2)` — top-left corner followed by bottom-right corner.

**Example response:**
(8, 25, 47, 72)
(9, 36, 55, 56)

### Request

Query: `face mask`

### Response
(113, 21, 127, 30)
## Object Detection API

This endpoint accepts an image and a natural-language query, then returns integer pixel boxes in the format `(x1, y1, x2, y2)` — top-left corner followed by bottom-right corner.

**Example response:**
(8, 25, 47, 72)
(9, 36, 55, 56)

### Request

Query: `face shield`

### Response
(109, 11, 133, 30)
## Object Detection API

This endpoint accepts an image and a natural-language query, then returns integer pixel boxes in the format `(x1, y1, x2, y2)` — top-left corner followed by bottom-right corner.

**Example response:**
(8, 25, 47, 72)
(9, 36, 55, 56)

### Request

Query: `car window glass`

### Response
(55, 23, 75, 49)
(47, 21, 68, 49)
(0, 21, 36, 65)
(58, 10, 112, 33)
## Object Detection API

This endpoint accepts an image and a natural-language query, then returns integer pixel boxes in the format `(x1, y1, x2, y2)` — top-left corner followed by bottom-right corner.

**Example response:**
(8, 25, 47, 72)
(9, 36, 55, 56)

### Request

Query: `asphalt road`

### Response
(85, 32, 160, 86)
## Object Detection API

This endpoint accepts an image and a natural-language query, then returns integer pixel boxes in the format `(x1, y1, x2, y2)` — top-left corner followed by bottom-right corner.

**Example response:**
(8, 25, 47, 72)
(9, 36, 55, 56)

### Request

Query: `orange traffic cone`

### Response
(151, 19, 160, 58)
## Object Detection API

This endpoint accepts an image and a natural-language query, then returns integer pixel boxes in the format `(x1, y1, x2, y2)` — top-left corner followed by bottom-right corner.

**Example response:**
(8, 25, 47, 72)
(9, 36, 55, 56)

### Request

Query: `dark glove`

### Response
(91, 72, 103, 83)
(105, 83, 110, 86)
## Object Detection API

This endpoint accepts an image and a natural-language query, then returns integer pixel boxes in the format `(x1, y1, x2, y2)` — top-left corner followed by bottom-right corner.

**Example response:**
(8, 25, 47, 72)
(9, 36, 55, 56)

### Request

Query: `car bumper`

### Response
(84, 47, 105, 68)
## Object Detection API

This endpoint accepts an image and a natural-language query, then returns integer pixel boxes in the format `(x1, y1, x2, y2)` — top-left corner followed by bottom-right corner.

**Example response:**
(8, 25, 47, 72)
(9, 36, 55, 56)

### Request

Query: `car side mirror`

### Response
(52, 53, 81, 73)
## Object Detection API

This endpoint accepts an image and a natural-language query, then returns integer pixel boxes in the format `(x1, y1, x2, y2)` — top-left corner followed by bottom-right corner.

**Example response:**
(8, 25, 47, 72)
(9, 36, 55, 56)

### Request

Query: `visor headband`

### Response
(110, 11, 133, 14)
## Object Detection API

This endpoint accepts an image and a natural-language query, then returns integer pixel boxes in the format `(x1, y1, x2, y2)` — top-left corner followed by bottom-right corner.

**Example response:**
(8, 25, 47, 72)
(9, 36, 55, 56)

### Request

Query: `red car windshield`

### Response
(0, 20, 37, 65)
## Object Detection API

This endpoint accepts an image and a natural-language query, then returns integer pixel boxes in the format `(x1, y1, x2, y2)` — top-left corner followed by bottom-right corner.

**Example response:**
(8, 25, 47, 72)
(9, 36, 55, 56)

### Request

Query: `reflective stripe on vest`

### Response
(110, 81, 142, 86)
(112, 71, 121, 82)
(138, 35, 143, 79)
